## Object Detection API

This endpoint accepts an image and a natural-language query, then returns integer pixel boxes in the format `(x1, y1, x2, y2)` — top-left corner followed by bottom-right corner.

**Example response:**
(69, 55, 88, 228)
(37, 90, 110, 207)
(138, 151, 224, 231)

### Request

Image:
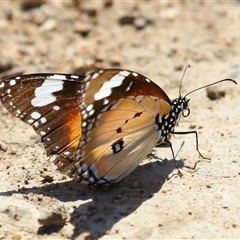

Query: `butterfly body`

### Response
(0, 68, 235, 185)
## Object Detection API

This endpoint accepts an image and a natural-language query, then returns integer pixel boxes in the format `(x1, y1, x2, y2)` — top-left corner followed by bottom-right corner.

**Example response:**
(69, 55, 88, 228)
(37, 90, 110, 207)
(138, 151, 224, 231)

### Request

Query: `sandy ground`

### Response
(0, 1, 239, 239)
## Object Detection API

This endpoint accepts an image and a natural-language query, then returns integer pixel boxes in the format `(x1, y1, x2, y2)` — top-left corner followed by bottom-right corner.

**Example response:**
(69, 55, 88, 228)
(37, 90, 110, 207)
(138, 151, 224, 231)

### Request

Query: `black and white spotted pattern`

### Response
(155, 97, 190, 142)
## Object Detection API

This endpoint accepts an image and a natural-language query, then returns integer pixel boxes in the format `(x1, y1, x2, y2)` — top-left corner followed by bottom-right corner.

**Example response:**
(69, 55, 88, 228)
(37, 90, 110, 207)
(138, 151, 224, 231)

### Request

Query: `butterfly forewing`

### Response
(0, 73, 85, 159)
(81, 69, 171, 105)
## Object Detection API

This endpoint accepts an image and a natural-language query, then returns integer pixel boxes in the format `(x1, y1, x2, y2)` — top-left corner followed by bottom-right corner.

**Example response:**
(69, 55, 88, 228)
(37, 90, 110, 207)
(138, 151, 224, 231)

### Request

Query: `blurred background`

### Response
(1, 1, 239, 82)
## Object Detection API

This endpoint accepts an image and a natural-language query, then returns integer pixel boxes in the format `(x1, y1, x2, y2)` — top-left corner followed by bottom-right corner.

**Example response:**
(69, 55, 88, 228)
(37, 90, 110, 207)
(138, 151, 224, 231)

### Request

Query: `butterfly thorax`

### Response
(156, 96, 189, 142)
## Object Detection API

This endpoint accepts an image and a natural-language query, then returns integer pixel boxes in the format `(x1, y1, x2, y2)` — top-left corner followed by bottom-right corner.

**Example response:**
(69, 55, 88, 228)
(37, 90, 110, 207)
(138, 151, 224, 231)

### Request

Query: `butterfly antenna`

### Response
(184, 78, 237, 98)
(179, 65, 191, 97)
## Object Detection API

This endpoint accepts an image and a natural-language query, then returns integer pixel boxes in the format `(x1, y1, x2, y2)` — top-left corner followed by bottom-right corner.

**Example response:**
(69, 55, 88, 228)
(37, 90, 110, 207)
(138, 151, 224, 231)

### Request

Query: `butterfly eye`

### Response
(182, 108, 190, 117)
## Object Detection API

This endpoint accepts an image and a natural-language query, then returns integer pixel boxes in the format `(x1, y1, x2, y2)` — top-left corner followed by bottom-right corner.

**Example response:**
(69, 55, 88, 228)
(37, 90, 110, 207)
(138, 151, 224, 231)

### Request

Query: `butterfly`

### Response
(0, 67, 237, 185)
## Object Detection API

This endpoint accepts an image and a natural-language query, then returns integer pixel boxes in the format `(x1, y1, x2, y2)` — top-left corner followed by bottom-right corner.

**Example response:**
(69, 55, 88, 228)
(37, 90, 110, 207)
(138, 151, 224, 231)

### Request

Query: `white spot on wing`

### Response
(82, 171, 89, 178)
(34, 122, 39, 127)
(91, 72, 100, 79)
(94, 88, 112, 100)
(83, 113, 88, 119)
(49, 74, 66, 80)
(132, 72, 138, 77)
(103, 98, 109, 105)
(88, 177, 95, 183)
(84, 75, 91, 82)
(28, 119, 34, 124)
(0, 82, 5, 88)
(77, 167, 82, 174)
(53, 105, 60, 111)
(10, 80, 16, 86)
(86, 104, 93, 112)
(40, 117, 47, 124)
(120, 70, 130, 77)
(71, 75, 79, 79)
(31, 79, 64, 107)
(87, 123, 93, 130)
(31, 111, 41, 119)
(93, 71, 129, 101)
(135, 96, 143, 102)
(40, 131, 46, 136)
(97, 179, 106, 184)
(102, 74, 125, 90)
(84, 81, 90, 91)
(114, 143, 121, 152)
(89, 109, 95, 116)
(126, 82, 133, 91)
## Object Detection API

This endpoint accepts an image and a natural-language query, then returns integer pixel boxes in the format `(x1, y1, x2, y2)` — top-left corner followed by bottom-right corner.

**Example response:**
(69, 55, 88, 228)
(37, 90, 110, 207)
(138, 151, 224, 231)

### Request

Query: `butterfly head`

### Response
(172, 96, 190, 119)
(174, 65, 237, 120)
(172, 65, 191, 119)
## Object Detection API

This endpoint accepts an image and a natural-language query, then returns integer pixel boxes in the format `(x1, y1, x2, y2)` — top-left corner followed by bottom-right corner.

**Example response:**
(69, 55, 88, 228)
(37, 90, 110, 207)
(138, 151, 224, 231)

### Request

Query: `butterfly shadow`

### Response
(0, 158, 184, 239)
(69, 158, 184, 239)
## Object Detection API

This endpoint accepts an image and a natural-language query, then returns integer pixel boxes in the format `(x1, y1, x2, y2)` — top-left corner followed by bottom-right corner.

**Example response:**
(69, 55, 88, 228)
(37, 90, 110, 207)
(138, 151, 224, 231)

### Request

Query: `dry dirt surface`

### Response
(0, 1, 240, 239)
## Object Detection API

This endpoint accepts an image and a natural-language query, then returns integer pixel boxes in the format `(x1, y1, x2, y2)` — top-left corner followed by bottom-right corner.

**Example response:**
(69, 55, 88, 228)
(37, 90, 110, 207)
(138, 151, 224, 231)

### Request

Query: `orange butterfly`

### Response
(0, 68, 236, 184)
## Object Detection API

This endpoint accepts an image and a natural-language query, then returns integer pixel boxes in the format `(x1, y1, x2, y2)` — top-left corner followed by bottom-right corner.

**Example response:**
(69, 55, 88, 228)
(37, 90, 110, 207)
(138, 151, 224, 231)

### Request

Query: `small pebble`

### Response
(104, 0, 113, 8)
(38, 205, 67, 228)
(12, 233, 22, 240)
(20, 0, 45, 11)
(39, 18, 56, 32)
(74, 23, 91, 37)
(41, 173, 54, 183)
(134, 17, 147, 30)
(206, 87, 226, 100)
(118, 16, 134, 25)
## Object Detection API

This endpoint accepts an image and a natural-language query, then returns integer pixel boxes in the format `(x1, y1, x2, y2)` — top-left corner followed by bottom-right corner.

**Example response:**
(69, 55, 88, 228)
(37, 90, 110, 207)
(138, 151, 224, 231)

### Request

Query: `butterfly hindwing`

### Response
(74, 95, 171, 184)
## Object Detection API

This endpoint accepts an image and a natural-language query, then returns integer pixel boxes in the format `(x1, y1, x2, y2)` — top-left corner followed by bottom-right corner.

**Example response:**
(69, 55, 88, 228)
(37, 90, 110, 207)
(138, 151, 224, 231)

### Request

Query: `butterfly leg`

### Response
(173, 130, 210, 160)
(166, 140, 183, 177)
